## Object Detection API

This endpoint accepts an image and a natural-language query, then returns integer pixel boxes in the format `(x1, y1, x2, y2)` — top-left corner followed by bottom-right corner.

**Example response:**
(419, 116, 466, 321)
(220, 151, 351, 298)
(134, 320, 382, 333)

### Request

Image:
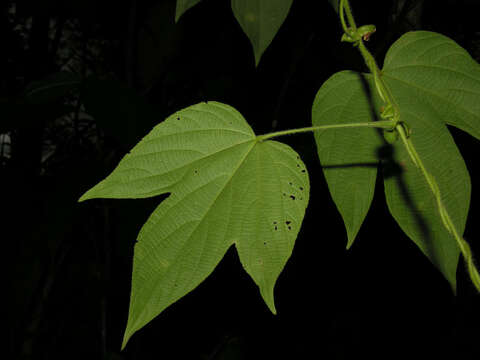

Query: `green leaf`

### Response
(382, 31, 480, 140)
(79, 101, 309, 348)
(231, 0, 293, 66)
(380, 31, 476, 289)
(312, 71, 383, 249)
(312, 31, 476, 289)
(175, 0, 203, 22)
(382, 98, 468, 290)
(25, 71, 81, 104)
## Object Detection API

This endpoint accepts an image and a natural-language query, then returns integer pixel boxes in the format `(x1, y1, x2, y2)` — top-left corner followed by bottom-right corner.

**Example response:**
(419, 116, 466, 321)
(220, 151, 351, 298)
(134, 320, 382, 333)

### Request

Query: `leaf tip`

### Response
(267, 300, 277, 315)
(254, 53, 261, 68)
(449, 280, 457, 296)
(345, 239, 354, 250)
(260, 285, 277, 315)
(345, 229, 358, 250)
(438, 262, 457, 296)
(121, 319, 137, 351)
(121, 332, 131, 351)
(78, 187, 97, 202)
(78, 179, 109, 202)
(78, 192, 90, 203)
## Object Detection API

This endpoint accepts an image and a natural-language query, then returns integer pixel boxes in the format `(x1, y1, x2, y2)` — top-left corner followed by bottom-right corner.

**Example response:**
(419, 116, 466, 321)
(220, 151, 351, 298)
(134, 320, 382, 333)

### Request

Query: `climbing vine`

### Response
(78, 0, 480, 348)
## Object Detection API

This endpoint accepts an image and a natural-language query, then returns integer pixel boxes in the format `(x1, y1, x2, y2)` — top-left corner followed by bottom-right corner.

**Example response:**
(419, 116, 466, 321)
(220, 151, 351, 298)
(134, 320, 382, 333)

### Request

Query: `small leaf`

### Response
(231, 0, 293, 66)
(25, 71, 81, 104)
(175, 0, 203, 22)
(312, 71, 382, 249)
(79, 102, 309, 348)
(382, 31, 480, 140)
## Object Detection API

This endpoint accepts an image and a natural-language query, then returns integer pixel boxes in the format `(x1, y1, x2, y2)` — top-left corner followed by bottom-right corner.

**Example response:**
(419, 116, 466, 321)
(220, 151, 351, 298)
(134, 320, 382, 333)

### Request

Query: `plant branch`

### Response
(340, 0, 357, 32)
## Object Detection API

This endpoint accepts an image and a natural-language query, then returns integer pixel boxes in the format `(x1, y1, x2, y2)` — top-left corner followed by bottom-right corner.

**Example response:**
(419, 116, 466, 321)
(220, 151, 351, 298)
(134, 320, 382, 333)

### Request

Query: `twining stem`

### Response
(341, 0, 480, 291)
(256, 119, 396, 142)
(340, 0, 357, 33)
(340, 0, 400, 115)
(398, 127, 480, 292)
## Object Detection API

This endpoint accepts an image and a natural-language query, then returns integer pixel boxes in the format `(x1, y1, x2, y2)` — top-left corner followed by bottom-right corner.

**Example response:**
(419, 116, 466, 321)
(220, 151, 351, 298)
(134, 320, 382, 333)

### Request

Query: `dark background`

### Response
(3, 0, 480, 359)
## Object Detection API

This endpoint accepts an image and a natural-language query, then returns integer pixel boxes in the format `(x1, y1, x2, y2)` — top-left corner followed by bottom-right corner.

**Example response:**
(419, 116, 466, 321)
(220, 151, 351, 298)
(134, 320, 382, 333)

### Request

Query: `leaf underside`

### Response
(79, 102, 309, 348)
(312, 71, 382, 249)
(312, 31, 479, 289)
(175, 0, 293, 66)
(231, 0, 293, 66)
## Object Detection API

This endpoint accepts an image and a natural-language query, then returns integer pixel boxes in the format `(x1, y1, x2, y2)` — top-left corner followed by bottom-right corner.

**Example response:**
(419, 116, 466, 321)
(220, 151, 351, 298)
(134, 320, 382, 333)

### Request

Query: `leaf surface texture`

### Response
(231, 0, 293, 66)
(312, 71, 382, 249)
(312, 32, 477, 288)
(79, 102, 309, 348)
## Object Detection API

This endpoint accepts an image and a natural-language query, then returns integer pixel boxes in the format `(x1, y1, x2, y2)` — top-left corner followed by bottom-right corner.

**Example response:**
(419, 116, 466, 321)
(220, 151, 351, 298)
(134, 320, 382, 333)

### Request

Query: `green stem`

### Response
(398, 127, 480, 292)
(256, 119, 396, 142)
(339, 0, 350, 33)
(341, 0, 357, 31)
(358, 39, 400, 115)
(341, 1, 399, 113)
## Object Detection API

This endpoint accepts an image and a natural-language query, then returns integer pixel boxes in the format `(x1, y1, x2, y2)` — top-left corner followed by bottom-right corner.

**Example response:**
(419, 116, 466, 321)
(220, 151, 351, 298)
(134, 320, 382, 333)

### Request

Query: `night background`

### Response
(2, 0, 480, 359)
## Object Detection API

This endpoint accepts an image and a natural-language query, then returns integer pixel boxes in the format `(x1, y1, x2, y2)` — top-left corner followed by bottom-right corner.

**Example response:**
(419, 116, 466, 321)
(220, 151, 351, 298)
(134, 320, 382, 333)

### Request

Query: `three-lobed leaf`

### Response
(312, 31, 478, 289)
(79, 102, 309, 348)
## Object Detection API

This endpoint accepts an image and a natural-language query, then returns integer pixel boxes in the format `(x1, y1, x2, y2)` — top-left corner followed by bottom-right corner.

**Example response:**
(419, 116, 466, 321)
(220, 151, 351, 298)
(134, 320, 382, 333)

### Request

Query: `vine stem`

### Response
(398, 127, 480, 292)
(340, 0, 480, 291)
(340, 0, 357, 32)
(256, 120, 396, 142)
